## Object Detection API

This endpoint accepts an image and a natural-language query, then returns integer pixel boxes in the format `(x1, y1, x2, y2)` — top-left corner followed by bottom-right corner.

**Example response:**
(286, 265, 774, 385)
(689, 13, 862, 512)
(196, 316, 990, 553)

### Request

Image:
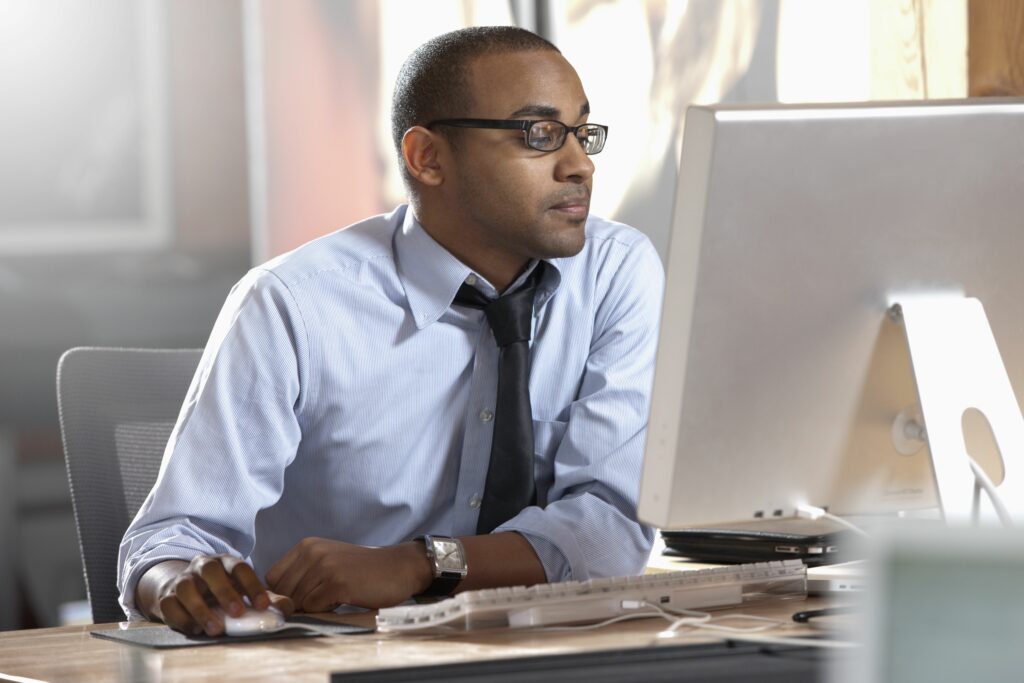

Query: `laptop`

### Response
(806, 560, 865, 595)
(661, 517, 852, 567)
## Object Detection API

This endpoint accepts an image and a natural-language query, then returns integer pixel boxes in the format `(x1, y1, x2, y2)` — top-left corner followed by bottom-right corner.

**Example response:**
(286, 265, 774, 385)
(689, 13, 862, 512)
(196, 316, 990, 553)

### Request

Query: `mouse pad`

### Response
(91, 616, 374, 649)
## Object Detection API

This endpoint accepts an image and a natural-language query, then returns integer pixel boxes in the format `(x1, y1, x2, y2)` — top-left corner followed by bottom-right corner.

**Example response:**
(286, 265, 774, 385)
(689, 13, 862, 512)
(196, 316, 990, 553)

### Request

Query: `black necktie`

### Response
(454, 264, 544, 534)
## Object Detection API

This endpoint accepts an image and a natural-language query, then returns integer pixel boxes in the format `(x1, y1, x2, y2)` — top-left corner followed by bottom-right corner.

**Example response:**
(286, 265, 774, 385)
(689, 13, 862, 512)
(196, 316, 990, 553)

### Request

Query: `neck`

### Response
(415, 207, 528, 293)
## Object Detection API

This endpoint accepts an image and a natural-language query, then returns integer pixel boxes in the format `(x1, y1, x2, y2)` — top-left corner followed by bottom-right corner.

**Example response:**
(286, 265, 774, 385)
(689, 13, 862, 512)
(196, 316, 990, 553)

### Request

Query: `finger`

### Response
(225, 560, 272, 611)
(196, 557, 246, 617)
(158, 596, 199, 636)
(265, 542, 303, 589)
(291, 571, 329, 613)
(267, 591, 295, 617)
(266, 546, 313, 599)
(272, 561, 312, 602)
(175, 577, 223, 636)
(302, 583, 344, 614)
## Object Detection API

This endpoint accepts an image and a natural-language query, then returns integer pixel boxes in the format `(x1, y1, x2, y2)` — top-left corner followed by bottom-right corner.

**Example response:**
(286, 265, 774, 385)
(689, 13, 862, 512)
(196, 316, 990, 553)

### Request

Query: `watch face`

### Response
(434, 539, 465, 573)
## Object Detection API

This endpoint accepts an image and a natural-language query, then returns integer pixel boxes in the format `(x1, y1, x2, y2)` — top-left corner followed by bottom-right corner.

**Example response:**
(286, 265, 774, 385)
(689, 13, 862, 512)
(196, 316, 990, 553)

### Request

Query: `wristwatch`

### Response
(418, 534, 468, 596)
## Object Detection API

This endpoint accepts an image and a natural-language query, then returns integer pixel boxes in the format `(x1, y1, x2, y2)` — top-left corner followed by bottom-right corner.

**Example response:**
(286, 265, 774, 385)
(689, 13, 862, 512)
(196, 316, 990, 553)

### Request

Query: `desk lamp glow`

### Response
(638, 98, 1024, 530)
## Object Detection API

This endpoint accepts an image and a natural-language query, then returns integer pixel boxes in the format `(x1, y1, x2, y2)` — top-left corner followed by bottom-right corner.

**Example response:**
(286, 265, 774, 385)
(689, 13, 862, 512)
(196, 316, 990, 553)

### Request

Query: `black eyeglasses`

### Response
(427, 119, 608, 154)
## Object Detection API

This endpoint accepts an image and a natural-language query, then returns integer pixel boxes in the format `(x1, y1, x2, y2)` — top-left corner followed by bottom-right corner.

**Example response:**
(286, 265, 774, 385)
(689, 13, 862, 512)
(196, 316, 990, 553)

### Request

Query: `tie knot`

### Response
(453, 265, 543, 347)
(482, 287, 534, 346)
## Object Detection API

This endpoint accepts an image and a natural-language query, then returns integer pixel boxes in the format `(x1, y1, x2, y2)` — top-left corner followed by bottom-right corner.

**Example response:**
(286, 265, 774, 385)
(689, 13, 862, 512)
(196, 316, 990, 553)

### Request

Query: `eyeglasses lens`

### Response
(526, 122, 606, 154)
(527, 121, 565, 152)
(577, 125, 606, 154)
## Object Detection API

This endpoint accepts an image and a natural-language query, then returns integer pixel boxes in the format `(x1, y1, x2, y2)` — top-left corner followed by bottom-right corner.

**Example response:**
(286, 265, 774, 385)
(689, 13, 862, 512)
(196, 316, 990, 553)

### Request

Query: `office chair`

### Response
(56, 347, 202, 623)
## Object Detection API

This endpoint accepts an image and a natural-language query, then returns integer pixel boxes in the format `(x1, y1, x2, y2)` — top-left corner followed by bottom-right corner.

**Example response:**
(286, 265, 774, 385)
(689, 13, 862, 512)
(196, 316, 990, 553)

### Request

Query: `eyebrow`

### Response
(508, 101, 591, 120)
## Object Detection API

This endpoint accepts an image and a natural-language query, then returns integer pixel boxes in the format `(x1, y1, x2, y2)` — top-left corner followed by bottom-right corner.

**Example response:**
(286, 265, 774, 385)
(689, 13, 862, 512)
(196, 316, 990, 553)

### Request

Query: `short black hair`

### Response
(391, 26, 560, 187)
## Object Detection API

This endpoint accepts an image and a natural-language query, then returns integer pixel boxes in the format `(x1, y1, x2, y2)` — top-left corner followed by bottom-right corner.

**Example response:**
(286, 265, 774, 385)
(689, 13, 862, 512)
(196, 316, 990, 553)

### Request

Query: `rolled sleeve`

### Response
(118, 526, 227, 620)
(116, 268, 308, 617)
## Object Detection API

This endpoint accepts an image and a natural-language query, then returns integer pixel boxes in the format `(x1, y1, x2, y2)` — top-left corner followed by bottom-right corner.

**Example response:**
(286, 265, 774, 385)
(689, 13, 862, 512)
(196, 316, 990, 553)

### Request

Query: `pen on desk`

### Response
(791, 606, 858, 623)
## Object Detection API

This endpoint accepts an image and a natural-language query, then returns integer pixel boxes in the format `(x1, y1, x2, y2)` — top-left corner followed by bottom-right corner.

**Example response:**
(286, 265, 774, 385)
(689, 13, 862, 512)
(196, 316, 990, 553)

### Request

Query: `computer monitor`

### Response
(638, 98, 1024, 530)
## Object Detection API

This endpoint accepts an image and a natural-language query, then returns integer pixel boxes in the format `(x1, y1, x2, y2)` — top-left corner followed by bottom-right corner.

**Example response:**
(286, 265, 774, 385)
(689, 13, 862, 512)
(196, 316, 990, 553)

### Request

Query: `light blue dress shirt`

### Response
(118, 205, 664, 618)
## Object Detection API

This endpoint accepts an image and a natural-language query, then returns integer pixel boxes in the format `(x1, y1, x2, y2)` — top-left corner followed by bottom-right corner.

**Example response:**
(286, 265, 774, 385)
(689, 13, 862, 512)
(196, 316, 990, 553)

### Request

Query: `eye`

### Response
(528, 121, 565, 150)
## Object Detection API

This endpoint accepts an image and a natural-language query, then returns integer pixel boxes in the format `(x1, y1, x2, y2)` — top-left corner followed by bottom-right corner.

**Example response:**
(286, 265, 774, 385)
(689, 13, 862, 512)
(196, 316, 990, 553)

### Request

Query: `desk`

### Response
(0, 593, 836, 682)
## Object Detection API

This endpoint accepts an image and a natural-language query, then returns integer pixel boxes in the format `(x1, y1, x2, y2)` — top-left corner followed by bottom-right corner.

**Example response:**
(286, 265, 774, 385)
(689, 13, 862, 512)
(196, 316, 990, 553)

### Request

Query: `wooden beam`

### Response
(968, 0, 1024, 95)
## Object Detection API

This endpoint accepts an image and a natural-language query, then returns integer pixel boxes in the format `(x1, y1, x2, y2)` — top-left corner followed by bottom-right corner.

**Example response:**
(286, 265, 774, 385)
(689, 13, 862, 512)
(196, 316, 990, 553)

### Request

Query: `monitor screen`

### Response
(639, 98, 1024, 529)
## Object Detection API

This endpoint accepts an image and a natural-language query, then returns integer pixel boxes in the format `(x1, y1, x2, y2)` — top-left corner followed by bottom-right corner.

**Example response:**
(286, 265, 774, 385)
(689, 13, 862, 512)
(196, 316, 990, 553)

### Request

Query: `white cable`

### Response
(262, 622, 348, 638)
(672, 613, 785, 635)
(795, 504, 870, 537)
(530, 602, 712, 633)
(647, 604, 857, 649)
(654, 605, 786, 638)
(526, 600, 854, 650)
(531, 612, 669, 632)
(660, 606, 712, 624)
(967, 455, 1013, 527)
(290, 623, 342, 637)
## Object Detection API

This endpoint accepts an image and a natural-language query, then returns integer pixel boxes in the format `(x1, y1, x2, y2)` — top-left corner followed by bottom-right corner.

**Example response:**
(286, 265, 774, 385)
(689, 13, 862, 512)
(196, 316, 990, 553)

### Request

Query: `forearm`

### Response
(399, 532, 549, 595)
(454, 532, 547, 593)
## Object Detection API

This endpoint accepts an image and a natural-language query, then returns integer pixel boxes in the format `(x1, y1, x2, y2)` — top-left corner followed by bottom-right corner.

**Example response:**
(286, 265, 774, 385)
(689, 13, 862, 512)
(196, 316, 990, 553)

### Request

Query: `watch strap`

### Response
(421, 574, 461, 597)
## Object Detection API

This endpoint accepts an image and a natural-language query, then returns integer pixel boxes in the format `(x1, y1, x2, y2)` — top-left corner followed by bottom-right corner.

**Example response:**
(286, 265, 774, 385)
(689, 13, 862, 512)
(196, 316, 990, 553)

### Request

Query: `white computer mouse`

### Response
(216, 605, 286, 636)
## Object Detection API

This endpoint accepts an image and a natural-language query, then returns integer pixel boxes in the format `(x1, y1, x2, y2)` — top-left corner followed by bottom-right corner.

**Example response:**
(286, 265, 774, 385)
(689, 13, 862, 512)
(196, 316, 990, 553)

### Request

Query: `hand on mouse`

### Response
(137, 554, 295, 636)
(266, 538, 432, 613)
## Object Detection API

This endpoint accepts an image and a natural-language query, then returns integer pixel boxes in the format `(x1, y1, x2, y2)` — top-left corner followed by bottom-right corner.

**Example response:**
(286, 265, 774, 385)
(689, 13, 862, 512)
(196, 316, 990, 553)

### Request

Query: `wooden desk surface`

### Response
(0, 555, 844, 682)
(0, 601, 839, 682)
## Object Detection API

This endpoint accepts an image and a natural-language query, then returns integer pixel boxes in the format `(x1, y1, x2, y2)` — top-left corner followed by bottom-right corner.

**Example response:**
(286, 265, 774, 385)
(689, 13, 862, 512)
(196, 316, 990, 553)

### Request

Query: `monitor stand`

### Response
(892, 296, 1024, 525)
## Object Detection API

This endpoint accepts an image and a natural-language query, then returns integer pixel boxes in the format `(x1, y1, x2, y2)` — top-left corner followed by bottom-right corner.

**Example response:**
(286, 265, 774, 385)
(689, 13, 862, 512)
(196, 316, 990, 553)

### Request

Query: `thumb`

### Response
(267, 591, 295, 617)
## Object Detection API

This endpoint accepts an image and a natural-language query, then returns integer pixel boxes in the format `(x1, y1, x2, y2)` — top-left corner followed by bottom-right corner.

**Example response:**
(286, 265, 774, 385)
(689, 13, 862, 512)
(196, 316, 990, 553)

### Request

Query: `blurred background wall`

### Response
(0, 0, 1018, 631)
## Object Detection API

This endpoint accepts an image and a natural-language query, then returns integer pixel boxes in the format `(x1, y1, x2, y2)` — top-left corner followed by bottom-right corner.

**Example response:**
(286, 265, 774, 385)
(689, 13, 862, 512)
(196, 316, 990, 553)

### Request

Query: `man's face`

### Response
(444, 50, 596, 264)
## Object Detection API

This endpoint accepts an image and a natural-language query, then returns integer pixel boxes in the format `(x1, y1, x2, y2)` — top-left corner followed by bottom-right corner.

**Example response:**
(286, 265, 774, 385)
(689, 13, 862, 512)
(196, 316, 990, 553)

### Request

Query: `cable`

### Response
(652, 606, 857, 648)
(795, 504, 870, 537)
(672, 614, 785, 634)
(528, 606, 679, 633)
(250, 621, 353, 638)
(653, 605, 785, 638)
(528, 603, 742, 635)
(526, 600, 856, 650)
(797, 456, 1014, 529)
(967, 455, 1014, 527)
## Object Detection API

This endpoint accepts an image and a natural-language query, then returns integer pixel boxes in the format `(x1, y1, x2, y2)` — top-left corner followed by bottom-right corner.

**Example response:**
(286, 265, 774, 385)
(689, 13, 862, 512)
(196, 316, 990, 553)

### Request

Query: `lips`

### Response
(549, 194, 590, 217)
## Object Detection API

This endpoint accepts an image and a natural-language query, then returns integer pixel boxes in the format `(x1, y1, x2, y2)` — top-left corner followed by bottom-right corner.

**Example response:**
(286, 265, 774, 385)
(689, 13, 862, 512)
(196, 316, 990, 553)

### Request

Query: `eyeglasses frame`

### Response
(426, 118, 609, 154)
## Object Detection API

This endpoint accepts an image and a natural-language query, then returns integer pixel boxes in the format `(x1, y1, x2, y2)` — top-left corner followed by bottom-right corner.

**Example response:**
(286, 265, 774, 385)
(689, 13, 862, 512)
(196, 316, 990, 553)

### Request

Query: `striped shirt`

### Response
(117, 204, 664, 618)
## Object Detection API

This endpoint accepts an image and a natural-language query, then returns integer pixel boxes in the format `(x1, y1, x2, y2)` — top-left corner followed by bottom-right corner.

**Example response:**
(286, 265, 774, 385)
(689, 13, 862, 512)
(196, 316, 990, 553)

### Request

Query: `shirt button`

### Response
(468, 494, 482, 509)
(465, 274, 478, 286)
(479, 409, 494, 422)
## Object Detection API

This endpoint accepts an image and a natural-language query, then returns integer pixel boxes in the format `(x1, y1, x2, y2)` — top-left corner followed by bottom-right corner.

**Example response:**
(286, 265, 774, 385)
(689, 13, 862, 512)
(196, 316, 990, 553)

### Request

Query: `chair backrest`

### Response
(57, 347, 202, 623)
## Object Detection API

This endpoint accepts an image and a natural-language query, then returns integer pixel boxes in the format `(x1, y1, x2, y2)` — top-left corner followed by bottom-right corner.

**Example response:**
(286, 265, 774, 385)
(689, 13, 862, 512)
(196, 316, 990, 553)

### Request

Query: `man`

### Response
(118, 25, 663, 636)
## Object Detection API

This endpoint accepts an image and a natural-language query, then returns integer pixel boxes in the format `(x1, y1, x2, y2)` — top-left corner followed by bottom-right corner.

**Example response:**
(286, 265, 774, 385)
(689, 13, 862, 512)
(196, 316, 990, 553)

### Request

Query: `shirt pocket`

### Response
(533, 418, 568, 506)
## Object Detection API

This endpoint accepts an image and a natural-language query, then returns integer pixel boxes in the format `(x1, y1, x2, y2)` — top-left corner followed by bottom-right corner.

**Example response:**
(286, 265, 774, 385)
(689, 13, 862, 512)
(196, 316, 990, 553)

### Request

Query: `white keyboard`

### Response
(376, 559, 807, 632)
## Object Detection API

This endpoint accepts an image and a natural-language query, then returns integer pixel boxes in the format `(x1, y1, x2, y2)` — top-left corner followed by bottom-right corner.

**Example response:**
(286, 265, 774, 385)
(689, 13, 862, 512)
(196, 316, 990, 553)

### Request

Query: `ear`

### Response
(402, 126, 445, 187)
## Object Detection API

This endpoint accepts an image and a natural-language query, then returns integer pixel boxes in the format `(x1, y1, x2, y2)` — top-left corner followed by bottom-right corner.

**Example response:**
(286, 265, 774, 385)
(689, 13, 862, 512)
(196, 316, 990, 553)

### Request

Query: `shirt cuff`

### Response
(118, 547, 207, 620)
(517, 532, 572, 583)
(494, 506, 586, 583)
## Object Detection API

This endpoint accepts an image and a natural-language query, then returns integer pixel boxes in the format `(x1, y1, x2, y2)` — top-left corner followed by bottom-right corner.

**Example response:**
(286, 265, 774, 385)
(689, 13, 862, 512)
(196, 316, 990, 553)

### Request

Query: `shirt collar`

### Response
(394, 209, 562, 330)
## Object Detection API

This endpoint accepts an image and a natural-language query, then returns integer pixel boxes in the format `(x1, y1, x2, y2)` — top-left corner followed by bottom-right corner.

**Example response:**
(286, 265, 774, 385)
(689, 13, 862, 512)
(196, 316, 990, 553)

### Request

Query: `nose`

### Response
(553, 134, 595, 184)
